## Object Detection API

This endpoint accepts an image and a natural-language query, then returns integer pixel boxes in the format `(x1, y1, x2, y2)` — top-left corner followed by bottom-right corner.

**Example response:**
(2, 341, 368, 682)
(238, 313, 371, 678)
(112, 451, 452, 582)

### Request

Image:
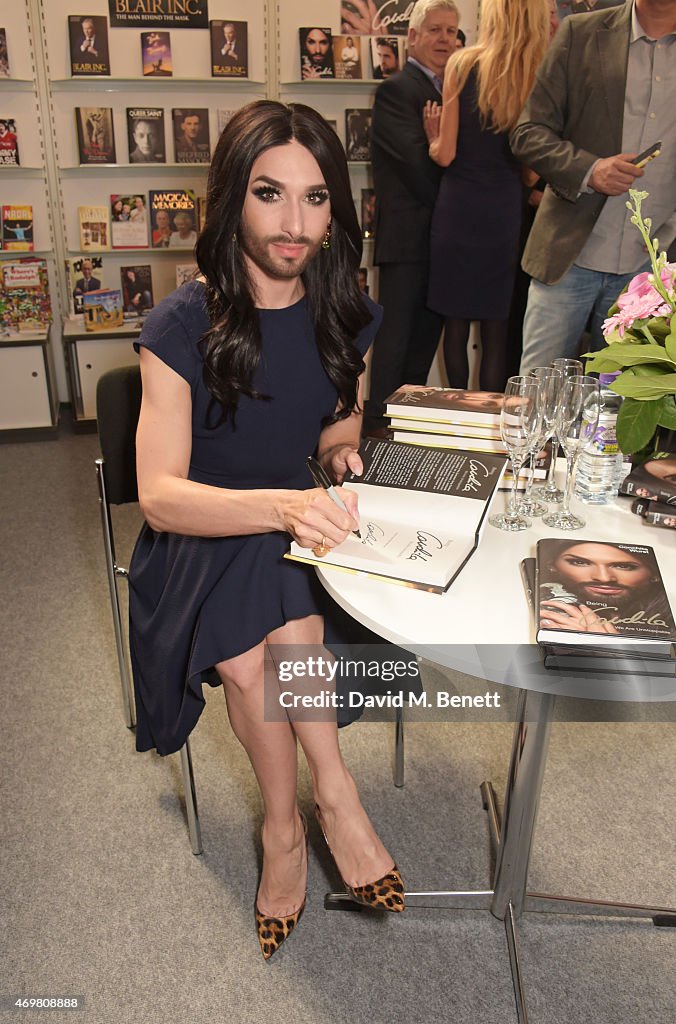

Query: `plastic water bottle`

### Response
(575, 372, 625, 505)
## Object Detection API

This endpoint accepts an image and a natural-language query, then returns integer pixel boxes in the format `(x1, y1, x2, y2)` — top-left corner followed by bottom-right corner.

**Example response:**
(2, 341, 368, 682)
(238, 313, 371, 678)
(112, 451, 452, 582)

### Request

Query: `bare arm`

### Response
(426, 68, 459, 168)
(135, 347, 357, 547)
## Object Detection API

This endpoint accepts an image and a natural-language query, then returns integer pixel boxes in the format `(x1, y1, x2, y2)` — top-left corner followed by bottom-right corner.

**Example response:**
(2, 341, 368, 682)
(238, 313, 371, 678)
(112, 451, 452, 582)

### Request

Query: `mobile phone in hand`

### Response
(631, 141, 662, 168)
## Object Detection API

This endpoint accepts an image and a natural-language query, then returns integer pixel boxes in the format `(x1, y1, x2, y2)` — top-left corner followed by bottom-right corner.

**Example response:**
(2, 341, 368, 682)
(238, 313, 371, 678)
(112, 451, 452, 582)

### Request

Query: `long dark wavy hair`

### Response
(195, 100, 370, 428)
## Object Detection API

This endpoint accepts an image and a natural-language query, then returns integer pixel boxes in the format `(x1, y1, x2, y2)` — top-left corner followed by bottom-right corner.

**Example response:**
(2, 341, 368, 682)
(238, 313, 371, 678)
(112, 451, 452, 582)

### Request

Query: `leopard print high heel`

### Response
(315, 805, 405, 912)
(255, 812, 308, 960)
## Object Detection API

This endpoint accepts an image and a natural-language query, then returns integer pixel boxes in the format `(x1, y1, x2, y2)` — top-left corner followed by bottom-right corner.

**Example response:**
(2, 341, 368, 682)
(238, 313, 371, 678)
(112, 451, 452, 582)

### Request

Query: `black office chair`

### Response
(95, 364, 202, 855)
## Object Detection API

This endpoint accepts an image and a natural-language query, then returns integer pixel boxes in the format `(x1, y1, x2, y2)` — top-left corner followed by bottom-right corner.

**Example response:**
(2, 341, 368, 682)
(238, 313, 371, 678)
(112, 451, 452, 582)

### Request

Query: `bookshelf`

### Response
(1, 0, 480, 432)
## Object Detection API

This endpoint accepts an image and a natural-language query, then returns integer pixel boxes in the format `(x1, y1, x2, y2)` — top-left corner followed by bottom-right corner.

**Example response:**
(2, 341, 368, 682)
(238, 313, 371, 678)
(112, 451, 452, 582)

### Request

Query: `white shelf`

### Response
(60, 163, 211, 172)
(51, 77, 265, 90)
(0, 78, 35, 89)
(281, 79, 379, 86)
(0, 165, 44, 175)
(67, 248, 194, 257)
(0, 250, 52, 258)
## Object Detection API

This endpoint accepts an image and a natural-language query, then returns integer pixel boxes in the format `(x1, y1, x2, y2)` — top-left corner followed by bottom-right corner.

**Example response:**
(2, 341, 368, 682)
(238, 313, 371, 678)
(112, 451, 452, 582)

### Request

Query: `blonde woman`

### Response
(423, 0, 550, 391)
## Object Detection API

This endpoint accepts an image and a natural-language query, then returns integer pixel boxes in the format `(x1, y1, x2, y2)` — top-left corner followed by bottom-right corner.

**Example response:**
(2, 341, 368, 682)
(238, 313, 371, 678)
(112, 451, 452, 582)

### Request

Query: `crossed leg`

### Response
(214, 614, 396, 918)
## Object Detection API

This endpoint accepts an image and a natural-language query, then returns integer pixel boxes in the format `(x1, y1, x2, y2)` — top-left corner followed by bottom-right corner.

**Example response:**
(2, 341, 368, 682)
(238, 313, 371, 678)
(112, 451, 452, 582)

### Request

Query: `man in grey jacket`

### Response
(512, 0, 676, 370)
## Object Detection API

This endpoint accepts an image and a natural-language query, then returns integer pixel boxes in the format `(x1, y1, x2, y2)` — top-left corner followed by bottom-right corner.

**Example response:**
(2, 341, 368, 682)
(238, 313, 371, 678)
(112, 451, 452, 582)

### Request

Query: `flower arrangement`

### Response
(584, 189, 676, 453)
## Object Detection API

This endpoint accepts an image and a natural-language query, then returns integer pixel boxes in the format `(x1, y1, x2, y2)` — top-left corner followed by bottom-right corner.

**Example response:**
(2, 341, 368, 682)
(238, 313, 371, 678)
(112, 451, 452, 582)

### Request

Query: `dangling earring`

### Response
(322, 222, 331, 249)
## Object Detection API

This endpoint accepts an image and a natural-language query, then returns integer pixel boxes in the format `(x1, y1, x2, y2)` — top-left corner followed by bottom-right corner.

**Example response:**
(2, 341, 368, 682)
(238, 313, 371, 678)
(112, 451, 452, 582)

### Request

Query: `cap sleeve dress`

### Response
(128, 281, 382, 755)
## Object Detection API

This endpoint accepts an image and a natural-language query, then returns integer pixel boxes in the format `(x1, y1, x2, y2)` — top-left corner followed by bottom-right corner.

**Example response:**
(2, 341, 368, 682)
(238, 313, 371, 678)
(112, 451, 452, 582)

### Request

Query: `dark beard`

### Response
(239, 224, 321, 281)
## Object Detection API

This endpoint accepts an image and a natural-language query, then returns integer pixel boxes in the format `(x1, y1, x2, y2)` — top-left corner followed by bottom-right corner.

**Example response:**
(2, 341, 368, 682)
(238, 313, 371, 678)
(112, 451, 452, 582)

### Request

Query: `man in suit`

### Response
(513, 0, 676, 370)
(366, 0, 459, 431)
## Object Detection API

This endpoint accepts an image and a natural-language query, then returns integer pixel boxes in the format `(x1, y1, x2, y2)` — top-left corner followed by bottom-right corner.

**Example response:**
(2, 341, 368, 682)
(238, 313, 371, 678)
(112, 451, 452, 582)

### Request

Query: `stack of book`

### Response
(621, 453, 676, 532)
(384, 385, 550, 488)
(521, 539, 676, 676)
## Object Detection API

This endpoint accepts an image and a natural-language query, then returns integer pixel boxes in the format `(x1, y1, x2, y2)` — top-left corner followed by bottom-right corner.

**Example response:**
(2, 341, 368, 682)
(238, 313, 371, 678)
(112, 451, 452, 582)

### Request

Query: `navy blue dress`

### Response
(428, 66, 522, 320)
(128, 282, 382, 755)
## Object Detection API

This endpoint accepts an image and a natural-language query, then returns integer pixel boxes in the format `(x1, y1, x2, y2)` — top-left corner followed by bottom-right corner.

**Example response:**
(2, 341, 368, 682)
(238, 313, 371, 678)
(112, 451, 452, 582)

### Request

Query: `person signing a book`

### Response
(538, 541, 665, 635)
(129, 100, 404, 961)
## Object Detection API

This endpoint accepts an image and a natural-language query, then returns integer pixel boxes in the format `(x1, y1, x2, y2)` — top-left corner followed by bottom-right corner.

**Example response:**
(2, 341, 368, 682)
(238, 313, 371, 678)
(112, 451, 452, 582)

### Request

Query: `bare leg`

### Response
(214, 643, 306, 918)
(267, 616, 396, 888)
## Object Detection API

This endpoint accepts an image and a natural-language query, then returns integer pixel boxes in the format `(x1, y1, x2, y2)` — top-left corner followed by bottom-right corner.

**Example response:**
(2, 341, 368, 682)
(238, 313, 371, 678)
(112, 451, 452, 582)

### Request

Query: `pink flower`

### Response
(602, 264, 675, 338)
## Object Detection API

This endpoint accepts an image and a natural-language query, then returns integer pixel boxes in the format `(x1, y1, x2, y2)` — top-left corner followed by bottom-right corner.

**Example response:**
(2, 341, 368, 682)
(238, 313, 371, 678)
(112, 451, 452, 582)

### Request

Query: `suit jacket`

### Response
(371, 61, 443, 265)
(510, 3, 631, 284)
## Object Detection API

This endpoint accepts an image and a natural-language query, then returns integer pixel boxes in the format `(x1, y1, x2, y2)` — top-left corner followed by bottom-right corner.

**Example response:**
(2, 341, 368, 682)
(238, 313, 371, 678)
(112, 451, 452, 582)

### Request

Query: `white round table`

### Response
(317, 489, 676, 1023)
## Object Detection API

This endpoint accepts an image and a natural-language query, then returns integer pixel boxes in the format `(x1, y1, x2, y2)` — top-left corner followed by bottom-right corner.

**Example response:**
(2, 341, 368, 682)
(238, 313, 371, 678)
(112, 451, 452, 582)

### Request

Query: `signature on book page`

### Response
(356, 521, 446, 564)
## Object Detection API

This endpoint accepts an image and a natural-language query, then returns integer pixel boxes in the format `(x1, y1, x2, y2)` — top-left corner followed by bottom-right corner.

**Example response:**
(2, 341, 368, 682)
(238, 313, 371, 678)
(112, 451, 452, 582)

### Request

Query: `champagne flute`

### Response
(489, 375, 542, 532)
(542, 375, 600, 530)
(516, 366, 562, 517)
(535, 357, 583, 503)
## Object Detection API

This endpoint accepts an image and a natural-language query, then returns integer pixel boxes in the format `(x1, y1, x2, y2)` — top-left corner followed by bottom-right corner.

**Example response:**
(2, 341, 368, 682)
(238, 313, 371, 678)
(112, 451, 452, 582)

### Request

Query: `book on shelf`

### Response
(216, 109, 236, 135)
(285, 437, 506, 593)
(0, 117, 19, 166)
(75, 107, 116, 165)
(361, 188, 375, 240)
(197, 196, 207, 232)
(149, 189, 197, 249)
(66, 255, 105, 315)
(210, 20, 248, 78)
(2, 205, 33, 251)
(619, 453, 676, 506)
(175, 263, 198, 287)
(68, 15, 110, 76)
(141, 31, 172, 77)
(386, 386, 503, 428)
(345, 108, 372, 161)
(370, 36, 404, 80)
(82, 288, 123, 331)
(299, 28, 335, 80)
(520, 557, 675, 675)
(0, 28, 9, 78)
(110, 194, 148, 249)
(332, 35, 363, 80)
(172, 108, 210, 164)
(127, 108, 165, 164)
(120, 264, 153, 315)
(0, 258, 51, 333)
(78, 205, 110, 252)
(340, 1, 414, 35)
(534, 538, 676, 654)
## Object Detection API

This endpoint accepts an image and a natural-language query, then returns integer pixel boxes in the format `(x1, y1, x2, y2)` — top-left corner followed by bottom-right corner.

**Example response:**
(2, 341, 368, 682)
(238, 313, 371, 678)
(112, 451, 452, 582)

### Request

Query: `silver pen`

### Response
(306, 455, 362, 539)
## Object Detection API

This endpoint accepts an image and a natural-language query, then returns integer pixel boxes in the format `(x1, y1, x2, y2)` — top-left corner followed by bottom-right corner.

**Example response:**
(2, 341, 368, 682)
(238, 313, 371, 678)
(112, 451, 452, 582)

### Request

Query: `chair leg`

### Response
(180, 739, 203, 855)
(96, 459, 136, 730)
(394, 705, 405, 788)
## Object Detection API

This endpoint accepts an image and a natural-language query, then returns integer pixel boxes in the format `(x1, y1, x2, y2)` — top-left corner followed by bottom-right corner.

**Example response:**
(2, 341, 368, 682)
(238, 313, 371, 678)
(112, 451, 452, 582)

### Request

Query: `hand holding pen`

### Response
(306, 455, 362, 555)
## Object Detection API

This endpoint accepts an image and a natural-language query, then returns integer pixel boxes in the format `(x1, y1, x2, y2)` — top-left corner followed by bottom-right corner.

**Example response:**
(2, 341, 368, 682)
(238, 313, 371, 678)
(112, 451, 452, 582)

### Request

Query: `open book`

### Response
(285, 438, 506, 593)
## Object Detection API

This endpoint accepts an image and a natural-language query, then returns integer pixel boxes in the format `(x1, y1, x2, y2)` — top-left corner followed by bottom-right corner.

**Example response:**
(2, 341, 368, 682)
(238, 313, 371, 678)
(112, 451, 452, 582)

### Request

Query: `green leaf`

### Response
(616, 398, 660, 453)
(597, 342, 675, 368)
(583, 349, 627, 373)
(665, 313, 676, 362)
(656, 394, 676, 430)
(612, 371, 676, 399)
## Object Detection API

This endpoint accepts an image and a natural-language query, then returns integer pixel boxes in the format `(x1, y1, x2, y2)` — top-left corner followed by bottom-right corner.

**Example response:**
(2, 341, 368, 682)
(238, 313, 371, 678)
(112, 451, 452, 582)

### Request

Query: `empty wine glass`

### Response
(542, 375, 600, 530)
(517, 366, 562, 517)
(490, 375, 542, 532)
(535, 358, 584, 503)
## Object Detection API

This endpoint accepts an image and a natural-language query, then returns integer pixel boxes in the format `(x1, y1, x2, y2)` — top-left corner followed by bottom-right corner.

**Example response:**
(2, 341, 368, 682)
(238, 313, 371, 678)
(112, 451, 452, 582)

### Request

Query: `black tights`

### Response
(442, 317, 509, 392)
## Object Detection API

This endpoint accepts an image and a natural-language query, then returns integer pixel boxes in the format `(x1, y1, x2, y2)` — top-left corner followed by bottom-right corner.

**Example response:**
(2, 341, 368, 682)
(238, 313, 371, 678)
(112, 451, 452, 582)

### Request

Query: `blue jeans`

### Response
(519, 263, 643, 372)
